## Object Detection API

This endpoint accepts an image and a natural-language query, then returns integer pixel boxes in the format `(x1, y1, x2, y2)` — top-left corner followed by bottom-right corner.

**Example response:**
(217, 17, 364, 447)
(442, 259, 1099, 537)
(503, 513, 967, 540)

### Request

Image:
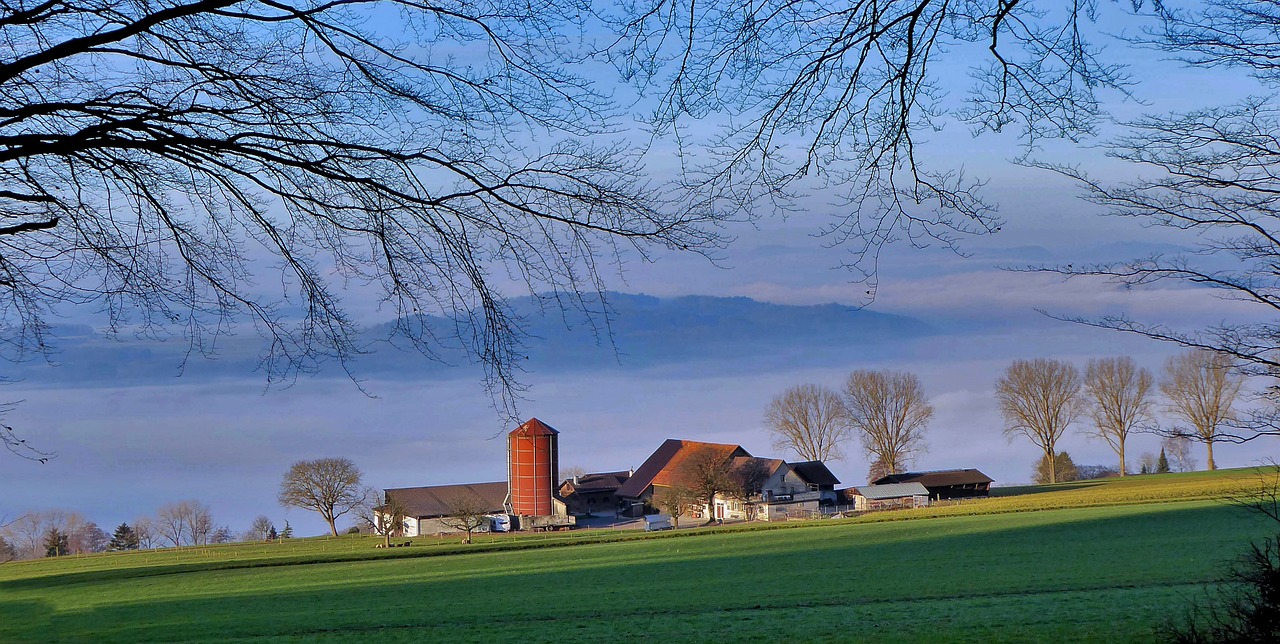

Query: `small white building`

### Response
(846, 482, 931, 511)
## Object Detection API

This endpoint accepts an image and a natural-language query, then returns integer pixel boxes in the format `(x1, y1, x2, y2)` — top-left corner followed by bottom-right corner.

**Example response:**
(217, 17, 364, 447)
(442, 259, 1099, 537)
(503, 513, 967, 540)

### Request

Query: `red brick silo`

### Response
(508, 418, 559, 516)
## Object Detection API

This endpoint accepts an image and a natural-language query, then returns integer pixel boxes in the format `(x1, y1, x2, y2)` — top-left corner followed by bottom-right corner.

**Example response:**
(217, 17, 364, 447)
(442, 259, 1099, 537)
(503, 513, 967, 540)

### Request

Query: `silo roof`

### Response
(510, 417, 558, 437)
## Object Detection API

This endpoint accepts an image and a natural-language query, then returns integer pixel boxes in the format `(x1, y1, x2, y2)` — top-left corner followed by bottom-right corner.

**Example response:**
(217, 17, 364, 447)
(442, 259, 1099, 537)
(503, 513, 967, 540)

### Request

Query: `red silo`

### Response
(508, 418, 559, 516)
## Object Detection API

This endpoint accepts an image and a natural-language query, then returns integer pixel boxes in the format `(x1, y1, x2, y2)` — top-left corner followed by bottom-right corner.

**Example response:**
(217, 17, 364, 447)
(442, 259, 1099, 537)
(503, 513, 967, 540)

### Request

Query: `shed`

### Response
(872, 469, 994, 500)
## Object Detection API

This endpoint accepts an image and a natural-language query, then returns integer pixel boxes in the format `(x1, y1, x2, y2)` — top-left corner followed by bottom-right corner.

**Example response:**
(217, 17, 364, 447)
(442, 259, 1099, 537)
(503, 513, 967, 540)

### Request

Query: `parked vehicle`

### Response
(644, 515, 674, 531)
(486, 514, 511, 533)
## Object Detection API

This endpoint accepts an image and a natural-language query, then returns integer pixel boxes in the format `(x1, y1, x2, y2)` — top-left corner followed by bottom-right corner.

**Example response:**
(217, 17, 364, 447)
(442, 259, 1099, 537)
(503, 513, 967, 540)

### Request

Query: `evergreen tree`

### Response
(109, 523, 140, 551)
(280, 521, 293, 539)
(43, 528, 68, 557)
(1157, 448, 1171, 474)
(1033, 451, 1080, 484)
(267, 525, 279, 542)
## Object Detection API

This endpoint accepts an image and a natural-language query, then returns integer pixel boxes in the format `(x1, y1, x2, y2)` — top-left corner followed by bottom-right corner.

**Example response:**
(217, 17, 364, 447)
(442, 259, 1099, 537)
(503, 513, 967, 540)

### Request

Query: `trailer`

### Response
(515, 514, 576, 531)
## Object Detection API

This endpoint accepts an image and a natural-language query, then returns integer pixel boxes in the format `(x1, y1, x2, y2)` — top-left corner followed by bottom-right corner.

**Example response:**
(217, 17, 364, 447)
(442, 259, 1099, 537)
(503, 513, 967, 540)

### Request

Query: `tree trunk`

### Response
(1206, 441, 1216, 471)
(1047, 449, 1057, 484)
(1118, 443, 1126, 477)
(326, 516, 337, 537)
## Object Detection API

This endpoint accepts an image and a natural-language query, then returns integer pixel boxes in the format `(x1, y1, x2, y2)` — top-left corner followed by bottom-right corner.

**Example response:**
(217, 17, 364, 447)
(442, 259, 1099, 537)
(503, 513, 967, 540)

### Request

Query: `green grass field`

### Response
(3, 468, 1277, 642)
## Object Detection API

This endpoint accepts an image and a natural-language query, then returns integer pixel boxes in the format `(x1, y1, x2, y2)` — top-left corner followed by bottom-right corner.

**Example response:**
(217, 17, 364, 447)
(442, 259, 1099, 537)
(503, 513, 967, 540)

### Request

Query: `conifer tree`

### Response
(108, 523, 140, 551)
(267, 526, 279, 542)
(280, 521, 293, 540)
(1157, 449, 1171, 474)
(43, 528, 68, 557)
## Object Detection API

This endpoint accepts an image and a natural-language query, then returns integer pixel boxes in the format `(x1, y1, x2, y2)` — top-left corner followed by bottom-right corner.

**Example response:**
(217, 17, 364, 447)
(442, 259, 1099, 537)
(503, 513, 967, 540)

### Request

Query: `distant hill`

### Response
(4, 292, 934, 386)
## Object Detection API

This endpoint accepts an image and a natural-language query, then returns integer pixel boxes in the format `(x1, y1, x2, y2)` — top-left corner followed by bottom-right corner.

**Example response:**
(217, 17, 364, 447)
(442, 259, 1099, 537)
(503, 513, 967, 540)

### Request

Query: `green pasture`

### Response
(2, 468, 1276, 642)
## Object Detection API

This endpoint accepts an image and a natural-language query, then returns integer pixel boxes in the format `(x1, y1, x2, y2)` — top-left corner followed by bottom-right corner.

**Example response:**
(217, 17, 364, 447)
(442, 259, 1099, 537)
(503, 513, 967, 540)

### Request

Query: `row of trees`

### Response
(998, 351, 1242, 483)
(3, 0, 1268, 445)
(764, 349, 1244, 484)
(2, 457, 380, 561)
(765, 370, 933, 482)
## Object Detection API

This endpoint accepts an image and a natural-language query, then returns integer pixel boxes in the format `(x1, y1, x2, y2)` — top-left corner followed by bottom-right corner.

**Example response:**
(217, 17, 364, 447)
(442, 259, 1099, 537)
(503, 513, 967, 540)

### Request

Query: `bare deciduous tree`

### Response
(996, 358, 1083, 484)
(243, 516, 275, 543)
(365, 495, 407, 549)
(842, 370, 933, 477)
(604, 1, 1128, 298)
(1082, 357, 1154, 477)
(1163, 434, 1198, 473)
(156, 500, 214, 547)
(763, 384, 849, 463)
(1161, 350, 1244, 471)
(0, 0, 726, 435)
(132, 517, 158, 550)
(278, 458, 364, 537)
(1029, 3, 1280, 443)
(675, 450, 740, 525)
(438, 494, 491, 544)
(653, 486, 698, 529)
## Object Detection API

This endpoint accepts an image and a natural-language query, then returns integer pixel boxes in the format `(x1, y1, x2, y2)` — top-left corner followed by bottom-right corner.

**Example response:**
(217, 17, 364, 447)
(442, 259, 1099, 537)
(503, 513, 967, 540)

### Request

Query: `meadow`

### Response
(2, 468, 1276, 642)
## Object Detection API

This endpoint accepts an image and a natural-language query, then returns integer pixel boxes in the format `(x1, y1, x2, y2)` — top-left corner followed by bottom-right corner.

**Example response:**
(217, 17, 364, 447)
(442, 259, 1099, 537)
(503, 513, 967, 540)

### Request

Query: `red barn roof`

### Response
(616, 439, 750, 498)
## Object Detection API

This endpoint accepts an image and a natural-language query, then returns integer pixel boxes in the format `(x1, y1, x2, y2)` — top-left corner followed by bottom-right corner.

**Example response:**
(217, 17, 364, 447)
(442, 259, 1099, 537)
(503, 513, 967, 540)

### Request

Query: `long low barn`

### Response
(382, 482, 508, 536)
(872, 469, 993, 500)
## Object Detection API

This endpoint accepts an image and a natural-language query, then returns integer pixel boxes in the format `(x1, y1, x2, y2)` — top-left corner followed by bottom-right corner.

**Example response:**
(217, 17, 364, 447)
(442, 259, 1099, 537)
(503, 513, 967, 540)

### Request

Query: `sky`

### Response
(4, 4, 1279, 539)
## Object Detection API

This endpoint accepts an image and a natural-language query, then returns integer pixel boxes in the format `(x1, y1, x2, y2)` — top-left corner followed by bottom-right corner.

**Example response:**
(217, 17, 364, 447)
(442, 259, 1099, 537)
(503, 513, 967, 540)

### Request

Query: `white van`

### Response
(644, 515, 674, 531)
(486, 514, 511, 533)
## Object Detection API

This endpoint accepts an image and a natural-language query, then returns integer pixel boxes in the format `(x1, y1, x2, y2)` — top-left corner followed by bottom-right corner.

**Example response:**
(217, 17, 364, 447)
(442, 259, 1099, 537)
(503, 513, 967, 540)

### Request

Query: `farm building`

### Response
(616, 438, 840, 522)
(559, 470, 632, 516)
(845, 482, 932, 510)
(789, 460, 842, 502)
(872, 469, 993, 500)
(382, 482, 509, 536)
(376, 418, 574, 535)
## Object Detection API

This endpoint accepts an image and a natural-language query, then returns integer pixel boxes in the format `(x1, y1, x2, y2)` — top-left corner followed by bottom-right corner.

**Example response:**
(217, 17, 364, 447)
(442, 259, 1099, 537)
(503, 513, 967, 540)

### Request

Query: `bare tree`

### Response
(842, 370, 933, 477)
(243, 516, 275, 543)
(1026, 3, 1280, 444)
(603, 1, 1129, 298)
(1082, 357, 1154, 477)
(652, 486, 699, 529)
(0, 0, 730, 431)
(996, 358, 1083, 484)
(438, 494, 491, 544)
(0, 534, 14, 563)
(764, 384, 849, 463)
(132, 517, 158, 550)
(1161, 350, 1244, 471)
(3, 512, 46, 559)
(278, 458, 364, 537)
(1163, 434, 1198, 473)
(364, 493, 407, 549)
(155, 500, 214, 547)
(675, 450, 740, 525)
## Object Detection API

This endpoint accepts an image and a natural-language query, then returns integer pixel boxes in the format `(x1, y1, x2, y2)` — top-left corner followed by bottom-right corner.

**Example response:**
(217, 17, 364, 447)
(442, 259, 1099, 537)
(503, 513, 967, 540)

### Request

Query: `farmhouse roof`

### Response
(510, 417, 558, 438)
(854, 482, 930, 500)
(563, 470, 631, 494)
(872, 469, 993, 487)
(616, 439, 750, 498)
(788, 460, 841, 487)
(384, 482, 508, 518)
(730, 456, 786, 479)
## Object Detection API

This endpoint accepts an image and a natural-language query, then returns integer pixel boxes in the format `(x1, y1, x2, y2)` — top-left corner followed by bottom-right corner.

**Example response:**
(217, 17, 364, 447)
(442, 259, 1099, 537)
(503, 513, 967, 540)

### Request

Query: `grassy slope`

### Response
(2, 468, 1275, 642)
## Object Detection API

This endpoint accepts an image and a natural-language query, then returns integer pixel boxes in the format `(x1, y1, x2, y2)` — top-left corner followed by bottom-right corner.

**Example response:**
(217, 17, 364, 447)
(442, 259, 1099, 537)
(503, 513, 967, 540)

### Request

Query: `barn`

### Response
(872, 469, 994, 500)
(382, 482, 508, 536)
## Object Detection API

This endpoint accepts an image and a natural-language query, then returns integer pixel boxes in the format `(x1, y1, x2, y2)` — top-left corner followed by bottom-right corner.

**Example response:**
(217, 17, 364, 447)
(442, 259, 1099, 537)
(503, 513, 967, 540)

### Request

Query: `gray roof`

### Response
(853, 482, 930, 500)
(384, 482, 508, 518)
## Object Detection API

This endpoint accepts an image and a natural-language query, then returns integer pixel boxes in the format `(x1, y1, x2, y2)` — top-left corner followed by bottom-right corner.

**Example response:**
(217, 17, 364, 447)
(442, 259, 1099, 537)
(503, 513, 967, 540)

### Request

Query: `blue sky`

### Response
(4, 4, 1279, 538)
